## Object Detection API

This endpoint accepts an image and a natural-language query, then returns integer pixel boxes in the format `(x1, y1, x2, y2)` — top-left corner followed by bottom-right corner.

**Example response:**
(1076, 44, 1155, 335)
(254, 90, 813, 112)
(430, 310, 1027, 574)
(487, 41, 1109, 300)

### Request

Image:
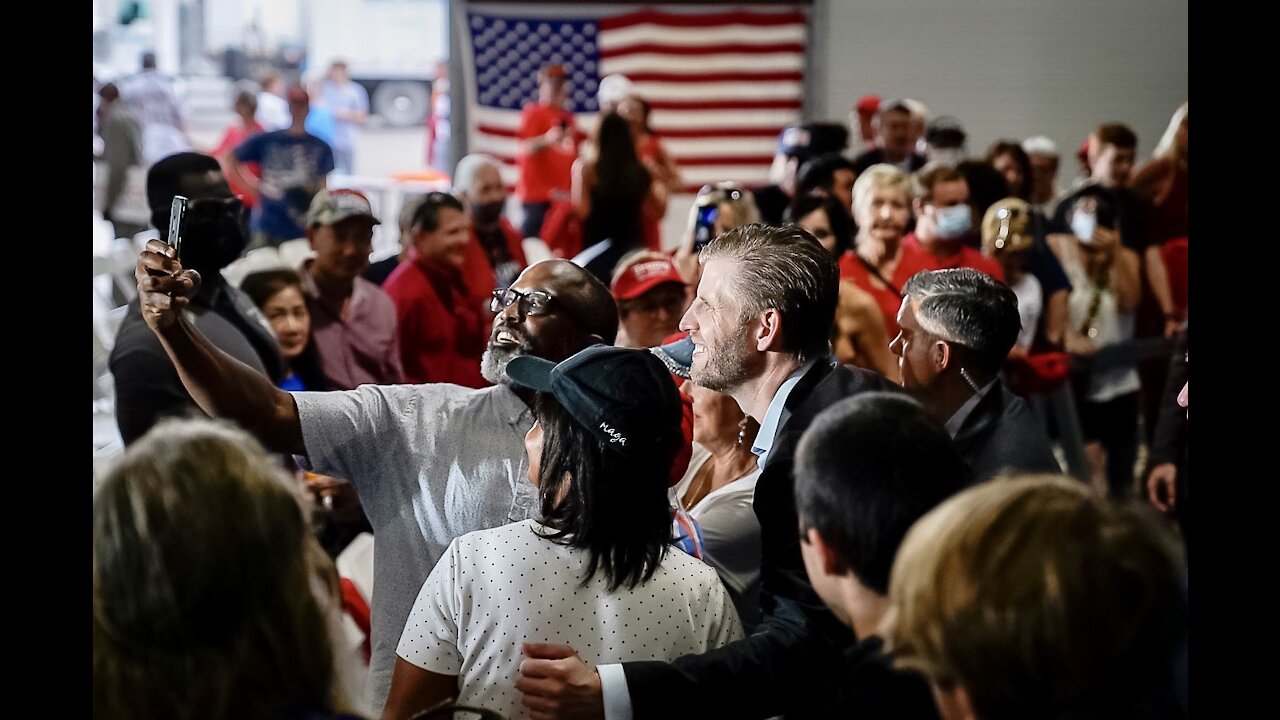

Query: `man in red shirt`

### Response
(454, 153, 528, 304)
(516, 64, 579, 238)
(383, 193, 491, 388)
(900, 163, 1005, 282)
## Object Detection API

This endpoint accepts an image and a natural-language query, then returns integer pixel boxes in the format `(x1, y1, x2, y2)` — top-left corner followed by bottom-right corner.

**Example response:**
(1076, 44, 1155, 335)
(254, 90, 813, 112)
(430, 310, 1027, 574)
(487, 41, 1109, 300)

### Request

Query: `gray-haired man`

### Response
(891, 268, 1060, 482)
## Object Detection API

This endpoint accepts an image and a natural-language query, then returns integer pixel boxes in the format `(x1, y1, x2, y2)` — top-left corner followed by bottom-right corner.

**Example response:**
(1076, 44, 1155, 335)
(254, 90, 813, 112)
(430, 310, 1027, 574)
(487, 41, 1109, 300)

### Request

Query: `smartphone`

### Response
(167, 195, 188, 260)
(693, 204, 719, 252)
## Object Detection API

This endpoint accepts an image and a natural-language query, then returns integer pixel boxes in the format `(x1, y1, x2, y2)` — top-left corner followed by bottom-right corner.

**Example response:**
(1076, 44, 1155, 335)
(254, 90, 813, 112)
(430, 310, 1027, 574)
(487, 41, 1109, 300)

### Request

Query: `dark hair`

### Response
(1052, 183, 1121, 234)
(239, 270, 329, 391)
(534, 394, 678, 592)
(795, 152, 856, 198)
(699, 223, 840, 363)
(146, 152, 222, 220)
(1093, 122, 1138, 150)
(985, 140, 1034, 201)
(409, 191, 465, 233)
(902, 268, 1022, 377)
(956, 159, 1013, 225)
(784, 193, 855, 257)
(141, 51, 157, 69)
(584, 112, 651, 251)
(795, 392, 969, 594)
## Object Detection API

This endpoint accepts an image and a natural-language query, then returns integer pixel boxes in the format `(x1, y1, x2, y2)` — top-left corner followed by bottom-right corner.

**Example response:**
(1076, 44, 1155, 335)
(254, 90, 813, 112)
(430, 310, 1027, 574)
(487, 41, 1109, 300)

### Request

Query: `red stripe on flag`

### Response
(623, 71, 803, 83)
(600, 10, 806, 30)
(655, 127, 787, 139)
(474, 150, 774, 170)
(672, 155, 777, 167)
(647, 98, 801, 111)
(481, 125, 788, 140)
(600, 42, 806, 58)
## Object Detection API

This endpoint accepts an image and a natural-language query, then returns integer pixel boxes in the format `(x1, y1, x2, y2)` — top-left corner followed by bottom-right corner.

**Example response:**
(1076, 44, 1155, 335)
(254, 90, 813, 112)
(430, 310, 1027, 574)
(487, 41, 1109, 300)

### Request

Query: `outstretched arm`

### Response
(136, 240, 305, 455)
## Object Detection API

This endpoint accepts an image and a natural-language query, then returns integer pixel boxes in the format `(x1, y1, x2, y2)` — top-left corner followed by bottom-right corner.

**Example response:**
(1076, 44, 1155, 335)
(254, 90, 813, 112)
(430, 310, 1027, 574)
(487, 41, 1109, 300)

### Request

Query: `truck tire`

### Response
(371, 80, 430, 127)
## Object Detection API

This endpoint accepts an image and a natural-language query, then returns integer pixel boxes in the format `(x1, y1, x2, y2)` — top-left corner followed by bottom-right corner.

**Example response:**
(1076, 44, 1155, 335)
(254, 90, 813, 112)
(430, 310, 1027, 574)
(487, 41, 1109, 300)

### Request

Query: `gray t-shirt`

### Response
(292, 382, 537, 715)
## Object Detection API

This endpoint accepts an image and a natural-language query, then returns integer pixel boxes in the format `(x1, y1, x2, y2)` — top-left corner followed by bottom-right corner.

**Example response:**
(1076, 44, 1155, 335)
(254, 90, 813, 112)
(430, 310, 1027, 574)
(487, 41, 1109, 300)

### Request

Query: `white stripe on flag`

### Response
(649, 109, 801, 130)
(629, 81, 803, 102)
(597, 23, 807, 50)
(662, 137, 780, 158)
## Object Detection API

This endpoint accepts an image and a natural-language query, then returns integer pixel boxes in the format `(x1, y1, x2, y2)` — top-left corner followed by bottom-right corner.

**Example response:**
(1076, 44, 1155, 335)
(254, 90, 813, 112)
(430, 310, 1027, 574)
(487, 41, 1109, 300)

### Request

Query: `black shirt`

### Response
(108, 276, 282, 445)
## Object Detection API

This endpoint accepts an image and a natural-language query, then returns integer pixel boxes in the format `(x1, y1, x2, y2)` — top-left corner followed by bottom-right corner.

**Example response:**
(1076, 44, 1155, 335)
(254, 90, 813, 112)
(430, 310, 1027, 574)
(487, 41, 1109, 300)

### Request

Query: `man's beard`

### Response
(480, 345, 525, 385)
(689, 332, 752, 393)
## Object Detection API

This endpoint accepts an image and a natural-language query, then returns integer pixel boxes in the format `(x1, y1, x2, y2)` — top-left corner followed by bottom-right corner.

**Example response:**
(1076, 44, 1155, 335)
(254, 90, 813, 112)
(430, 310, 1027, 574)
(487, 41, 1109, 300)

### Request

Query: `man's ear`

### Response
(756, 308, 783, 352)
(305, 227, 318, 249)
(805, 528, 842, 576)
(934, 339, 952, 373)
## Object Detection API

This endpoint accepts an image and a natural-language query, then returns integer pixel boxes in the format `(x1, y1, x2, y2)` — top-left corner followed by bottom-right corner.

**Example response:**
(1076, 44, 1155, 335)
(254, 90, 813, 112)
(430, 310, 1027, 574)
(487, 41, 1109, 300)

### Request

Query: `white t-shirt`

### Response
(669, 443, 762, 625)
(398, 519, 743, 719)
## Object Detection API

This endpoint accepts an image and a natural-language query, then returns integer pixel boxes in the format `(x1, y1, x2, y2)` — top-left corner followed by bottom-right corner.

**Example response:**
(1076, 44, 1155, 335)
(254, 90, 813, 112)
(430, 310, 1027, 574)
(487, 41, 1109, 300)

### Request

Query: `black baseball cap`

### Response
(506, 345, 683, 458)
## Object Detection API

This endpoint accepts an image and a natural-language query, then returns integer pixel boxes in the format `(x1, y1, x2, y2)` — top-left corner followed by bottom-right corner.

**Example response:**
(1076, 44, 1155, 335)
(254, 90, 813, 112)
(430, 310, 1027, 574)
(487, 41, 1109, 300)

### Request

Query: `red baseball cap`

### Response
(611, 257, 685, 301)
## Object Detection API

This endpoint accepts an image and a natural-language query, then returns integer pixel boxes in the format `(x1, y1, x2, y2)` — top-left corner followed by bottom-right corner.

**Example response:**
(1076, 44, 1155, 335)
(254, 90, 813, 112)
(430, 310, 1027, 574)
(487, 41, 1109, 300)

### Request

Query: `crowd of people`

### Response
(94, 50, 1189, 720)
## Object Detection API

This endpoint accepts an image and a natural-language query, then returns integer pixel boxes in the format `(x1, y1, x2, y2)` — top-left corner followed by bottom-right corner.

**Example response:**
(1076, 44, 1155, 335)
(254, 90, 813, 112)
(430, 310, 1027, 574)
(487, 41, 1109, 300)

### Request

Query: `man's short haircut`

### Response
(452, 153, 503, 194)
(141, 51, 157, 70)
(852, 163, 912, 217)
(912, 162, 967, 203)
(795, 392, 969, 594)
(698, 223, 839, 362)
(876, 98, 913, 121)
(795, 153, 857, 197)
(885, 474, 1186, 720)
(398, 195, 426, 238)
(409, 192, 465, 233)
(1092, 122, 1138, 150)
(146, 152, 222, 217)
(901, 268, 1021, 375)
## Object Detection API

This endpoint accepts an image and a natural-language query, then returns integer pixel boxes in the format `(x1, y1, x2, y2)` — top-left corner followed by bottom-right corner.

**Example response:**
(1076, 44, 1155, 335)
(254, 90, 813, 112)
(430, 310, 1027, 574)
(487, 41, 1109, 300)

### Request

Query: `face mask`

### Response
(929, 148, 965, 167)
(1070, 209, 1096, 244)
(181, 197, 251, 271)
(933, 204, 972, 240)
(474, 200, 504, 225)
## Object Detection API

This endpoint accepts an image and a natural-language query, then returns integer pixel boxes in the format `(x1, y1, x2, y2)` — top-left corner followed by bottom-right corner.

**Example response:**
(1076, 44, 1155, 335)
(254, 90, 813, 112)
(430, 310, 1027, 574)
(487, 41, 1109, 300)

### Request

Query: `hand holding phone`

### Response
(166, 195, 188, 261)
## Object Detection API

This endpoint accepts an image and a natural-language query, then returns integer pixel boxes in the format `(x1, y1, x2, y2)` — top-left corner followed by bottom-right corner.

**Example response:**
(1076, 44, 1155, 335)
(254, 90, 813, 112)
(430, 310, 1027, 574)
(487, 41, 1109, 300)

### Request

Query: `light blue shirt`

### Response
(750, 360, 817, 469)
(598, 359, 817, 720)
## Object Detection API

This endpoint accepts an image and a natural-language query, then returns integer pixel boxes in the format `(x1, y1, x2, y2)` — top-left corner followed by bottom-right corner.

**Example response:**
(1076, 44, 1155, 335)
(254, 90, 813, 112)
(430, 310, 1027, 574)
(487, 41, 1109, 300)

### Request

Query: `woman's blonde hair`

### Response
(92, 418, 344, 720)
(851, 163, 912, 220)
(883, 474, 1185, 719)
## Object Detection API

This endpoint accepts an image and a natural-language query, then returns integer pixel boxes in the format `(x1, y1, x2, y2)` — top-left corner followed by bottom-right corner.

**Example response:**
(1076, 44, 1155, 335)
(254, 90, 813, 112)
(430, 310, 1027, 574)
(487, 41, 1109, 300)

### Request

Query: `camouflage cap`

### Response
(305, 188, 381, 227)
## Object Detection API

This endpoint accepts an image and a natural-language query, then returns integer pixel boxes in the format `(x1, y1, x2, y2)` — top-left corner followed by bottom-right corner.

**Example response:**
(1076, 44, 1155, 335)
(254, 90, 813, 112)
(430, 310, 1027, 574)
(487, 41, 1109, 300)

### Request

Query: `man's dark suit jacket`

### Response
(622, 360, 902, 718)
(953, 382, 1062, 483)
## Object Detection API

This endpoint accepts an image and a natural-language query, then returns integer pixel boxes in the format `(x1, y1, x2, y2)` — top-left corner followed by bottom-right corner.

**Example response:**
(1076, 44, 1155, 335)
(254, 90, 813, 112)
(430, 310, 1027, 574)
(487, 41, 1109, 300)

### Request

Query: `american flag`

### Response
(462, 4, 808, 192)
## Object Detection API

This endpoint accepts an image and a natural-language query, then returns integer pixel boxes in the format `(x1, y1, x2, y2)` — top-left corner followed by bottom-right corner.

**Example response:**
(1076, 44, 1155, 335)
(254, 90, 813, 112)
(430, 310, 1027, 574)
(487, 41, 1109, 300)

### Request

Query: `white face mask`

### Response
(933, 204, 972, 240)
(1070, 209, 1096, 244)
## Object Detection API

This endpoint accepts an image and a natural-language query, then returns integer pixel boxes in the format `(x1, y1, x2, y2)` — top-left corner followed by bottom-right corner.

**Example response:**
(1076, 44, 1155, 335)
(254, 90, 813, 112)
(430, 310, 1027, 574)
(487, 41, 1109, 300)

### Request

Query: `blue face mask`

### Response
(933, 204, 972, 240)
(1070, 209, 1097, 244)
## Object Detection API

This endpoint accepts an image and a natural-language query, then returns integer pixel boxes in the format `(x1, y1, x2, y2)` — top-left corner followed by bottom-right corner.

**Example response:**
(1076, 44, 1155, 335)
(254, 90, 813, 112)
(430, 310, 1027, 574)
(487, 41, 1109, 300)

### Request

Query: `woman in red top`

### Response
(210, 90, 264, 207)
(838, 163, 916, 338)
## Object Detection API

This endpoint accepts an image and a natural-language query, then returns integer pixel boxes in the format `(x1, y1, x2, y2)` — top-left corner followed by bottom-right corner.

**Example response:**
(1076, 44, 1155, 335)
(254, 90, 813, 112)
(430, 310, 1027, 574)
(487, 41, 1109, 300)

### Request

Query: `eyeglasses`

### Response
(490, 287, 557, 317)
